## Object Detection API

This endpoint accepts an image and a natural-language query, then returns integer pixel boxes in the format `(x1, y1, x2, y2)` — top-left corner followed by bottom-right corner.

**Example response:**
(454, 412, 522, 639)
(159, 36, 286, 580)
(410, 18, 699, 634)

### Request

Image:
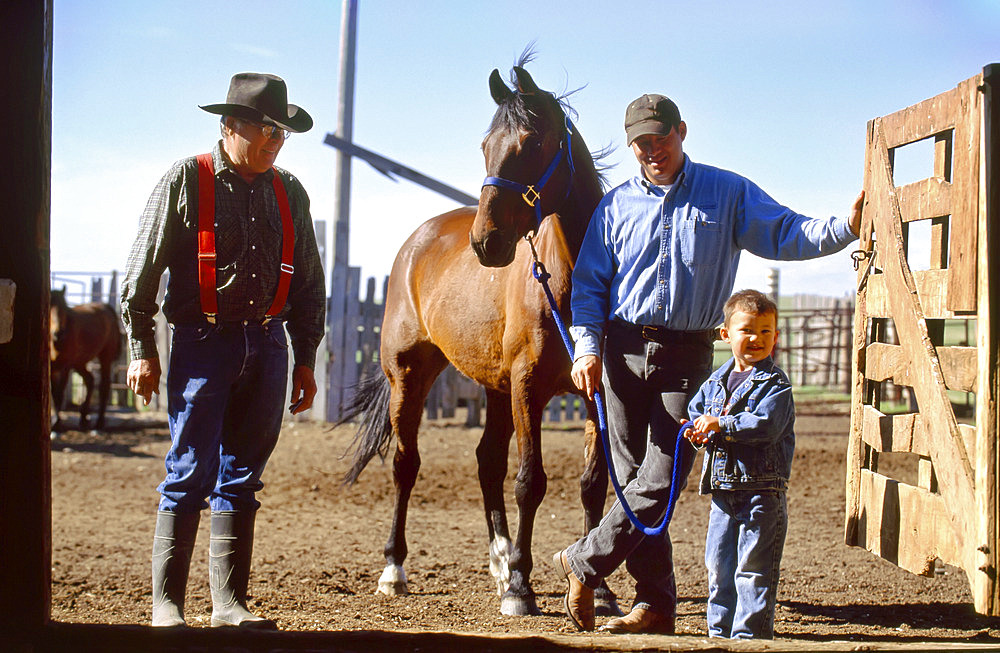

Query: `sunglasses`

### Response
(238, 119, 290, 141)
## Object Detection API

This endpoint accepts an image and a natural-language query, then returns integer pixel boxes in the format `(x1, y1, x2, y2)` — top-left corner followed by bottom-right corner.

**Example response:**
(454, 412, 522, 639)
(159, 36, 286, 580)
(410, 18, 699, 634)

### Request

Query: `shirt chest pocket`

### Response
(678, 205, 723, 268)
(212, 210, 247, 272)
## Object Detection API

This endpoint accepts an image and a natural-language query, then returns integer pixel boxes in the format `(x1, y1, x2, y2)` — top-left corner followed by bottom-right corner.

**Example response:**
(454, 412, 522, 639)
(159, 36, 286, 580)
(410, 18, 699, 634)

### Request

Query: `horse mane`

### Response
(489, 45, 613, 191)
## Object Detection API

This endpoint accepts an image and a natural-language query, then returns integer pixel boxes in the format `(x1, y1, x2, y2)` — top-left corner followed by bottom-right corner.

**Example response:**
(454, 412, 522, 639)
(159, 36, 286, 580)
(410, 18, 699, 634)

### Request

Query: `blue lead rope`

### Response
(532, 260, 693, 536)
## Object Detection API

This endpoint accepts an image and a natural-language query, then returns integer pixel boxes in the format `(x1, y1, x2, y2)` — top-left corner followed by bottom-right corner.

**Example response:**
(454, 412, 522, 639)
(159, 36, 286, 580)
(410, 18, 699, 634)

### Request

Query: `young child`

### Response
(684, 289, 794, 639)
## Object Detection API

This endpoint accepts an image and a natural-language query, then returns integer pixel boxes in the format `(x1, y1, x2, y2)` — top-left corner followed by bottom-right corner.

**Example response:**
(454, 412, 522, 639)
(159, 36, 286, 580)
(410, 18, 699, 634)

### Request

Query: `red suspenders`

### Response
(195, 153, 295, 324)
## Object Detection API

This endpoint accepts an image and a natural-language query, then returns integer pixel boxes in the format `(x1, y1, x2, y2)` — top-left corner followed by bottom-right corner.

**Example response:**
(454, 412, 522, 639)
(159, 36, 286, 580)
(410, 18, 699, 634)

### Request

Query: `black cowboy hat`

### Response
(200, 72, 313, 133)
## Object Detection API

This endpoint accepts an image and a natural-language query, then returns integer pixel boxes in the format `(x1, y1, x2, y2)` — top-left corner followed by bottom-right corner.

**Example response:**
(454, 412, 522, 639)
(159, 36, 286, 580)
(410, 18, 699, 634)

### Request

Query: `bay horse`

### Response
(50, 286, 122, 431)
(342, 62, 619, 616)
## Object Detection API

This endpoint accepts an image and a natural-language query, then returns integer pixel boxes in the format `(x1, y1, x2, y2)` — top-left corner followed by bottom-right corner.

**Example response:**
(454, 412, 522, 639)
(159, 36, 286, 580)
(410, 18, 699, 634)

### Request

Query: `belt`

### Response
(173, 317, 284, 329)
(611, 320, 718, 345)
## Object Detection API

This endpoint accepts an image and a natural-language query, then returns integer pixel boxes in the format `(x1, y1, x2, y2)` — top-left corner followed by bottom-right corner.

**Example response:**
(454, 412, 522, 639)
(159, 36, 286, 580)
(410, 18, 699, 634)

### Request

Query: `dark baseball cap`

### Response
(624, 94, 681, 145)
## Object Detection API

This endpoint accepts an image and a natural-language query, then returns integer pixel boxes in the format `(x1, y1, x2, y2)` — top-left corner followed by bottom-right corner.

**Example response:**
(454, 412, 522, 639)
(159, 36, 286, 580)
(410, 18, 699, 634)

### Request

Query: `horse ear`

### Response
(513, 67, 540, 95)
(489, 69, 513, 105)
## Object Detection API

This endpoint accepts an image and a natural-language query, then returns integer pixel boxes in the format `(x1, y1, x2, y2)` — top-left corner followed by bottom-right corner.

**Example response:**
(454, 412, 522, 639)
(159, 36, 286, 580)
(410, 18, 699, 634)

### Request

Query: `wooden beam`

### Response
(324, 133, 479, 206)
(858, 469, 964, 575)
(859, 404, 975, 461)
(880, 90, 957, 149)
(948, 78, 982, 311)
(895, 178, 951, 223)
(864, 342, 978, 393)
(973, 62, 999, 615)
(845, 119, 879, 547)
(866, 269, 955, 319)
(0, 0, 52, 636)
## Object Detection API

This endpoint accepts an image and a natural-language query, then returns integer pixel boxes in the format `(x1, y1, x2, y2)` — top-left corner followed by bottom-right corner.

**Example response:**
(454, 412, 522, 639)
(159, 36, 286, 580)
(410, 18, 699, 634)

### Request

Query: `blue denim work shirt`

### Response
(688, 356, 795, 492)
(569, 155, 857, 360)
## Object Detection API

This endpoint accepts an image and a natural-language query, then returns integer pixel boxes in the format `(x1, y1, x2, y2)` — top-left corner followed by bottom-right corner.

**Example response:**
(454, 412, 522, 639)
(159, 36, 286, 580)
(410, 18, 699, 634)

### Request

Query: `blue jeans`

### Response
(158, 321, 288, 513)
(566, 322, 713, 616)
(705, 489, 788, 639)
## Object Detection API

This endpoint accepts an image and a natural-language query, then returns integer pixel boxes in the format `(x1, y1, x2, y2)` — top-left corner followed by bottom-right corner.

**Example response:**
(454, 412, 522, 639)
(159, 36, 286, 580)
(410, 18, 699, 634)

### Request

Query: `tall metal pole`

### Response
(326, 0, 358, 420)
(333, 0, 356, 269)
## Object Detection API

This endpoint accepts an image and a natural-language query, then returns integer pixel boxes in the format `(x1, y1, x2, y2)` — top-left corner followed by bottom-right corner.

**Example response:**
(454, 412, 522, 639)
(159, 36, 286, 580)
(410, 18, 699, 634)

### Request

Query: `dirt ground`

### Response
(49, 399, 1000, 649)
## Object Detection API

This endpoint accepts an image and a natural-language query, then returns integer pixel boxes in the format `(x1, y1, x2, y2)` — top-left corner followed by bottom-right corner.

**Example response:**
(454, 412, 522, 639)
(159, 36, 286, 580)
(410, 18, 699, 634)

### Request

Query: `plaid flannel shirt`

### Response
(121, 142, 326, 369)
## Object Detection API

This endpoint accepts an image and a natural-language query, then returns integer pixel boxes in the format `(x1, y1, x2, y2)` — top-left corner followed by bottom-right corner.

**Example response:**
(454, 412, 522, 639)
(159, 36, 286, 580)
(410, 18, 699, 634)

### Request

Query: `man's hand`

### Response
(127, 357, 161, 406)
(848, 190, 865, 236)
(571, 354, 602, 401)
(289, 365, 317, 415)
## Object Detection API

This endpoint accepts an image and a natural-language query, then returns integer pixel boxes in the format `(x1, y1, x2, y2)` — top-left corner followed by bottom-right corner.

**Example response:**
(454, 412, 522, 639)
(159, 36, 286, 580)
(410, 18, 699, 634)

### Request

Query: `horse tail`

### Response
(338, 371, 393, 486)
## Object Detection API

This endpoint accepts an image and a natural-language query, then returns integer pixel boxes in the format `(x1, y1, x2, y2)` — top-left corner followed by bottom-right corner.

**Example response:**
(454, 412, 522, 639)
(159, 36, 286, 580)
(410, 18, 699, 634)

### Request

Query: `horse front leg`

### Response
(95, 358, 113, 431)
(75, 365, 95, 431)
(580, 400, 623, 617)
(476, 390, 514, 597)
(50, 367, 69, 433)
(500, 388, 546, 616)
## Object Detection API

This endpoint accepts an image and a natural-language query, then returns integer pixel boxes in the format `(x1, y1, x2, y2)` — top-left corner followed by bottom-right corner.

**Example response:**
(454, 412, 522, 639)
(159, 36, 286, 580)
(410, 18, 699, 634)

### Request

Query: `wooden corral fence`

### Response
(328, 276, 860, 427)
(845, 65, 999, 615)
(773, 296, 854, 393)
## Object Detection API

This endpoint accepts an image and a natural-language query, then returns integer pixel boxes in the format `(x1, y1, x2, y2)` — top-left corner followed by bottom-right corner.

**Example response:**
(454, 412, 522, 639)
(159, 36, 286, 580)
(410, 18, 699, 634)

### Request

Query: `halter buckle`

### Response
(521, 185, 540, 207)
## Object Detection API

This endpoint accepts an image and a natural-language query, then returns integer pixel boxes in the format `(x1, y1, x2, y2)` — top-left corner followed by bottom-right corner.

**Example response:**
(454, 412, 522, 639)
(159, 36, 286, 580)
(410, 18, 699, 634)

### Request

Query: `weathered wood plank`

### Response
(948, 77, 982, 311)
(896, 178, 951, 223)
(973, 63, 999, 614)
(865, 269, 954, 319)
(864, 342, 978, 393)
(846, 118, 881, 548)
(859, 404, 975, 462)
(342, 266, 362, 403)
(858, 469, 965, 576)
(880, 91, 958, 150)
(869, 120, 977, 551)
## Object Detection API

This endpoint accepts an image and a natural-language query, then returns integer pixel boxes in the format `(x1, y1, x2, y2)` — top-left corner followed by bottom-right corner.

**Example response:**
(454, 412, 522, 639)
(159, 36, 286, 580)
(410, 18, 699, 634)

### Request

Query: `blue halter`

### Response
(482, 115, 576, 230)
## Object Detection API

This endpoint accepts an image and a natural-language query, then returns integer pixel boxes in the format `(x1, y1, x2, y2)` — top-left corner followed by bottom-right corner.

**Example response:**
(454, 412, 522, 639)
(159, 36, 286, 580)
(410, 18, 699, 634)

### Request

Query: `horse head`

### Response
(470, 66, 579, 268)
(50, 286, 69, 360)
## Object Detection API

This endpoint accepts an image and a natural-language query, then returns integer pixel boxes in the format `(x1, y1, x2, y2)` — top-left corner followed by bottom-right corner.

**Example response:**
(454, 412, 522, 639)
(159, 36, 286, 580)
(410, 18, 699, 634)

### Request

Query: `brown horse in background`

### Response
(341, 61, 620, 616)
(50, 286, 122, 432)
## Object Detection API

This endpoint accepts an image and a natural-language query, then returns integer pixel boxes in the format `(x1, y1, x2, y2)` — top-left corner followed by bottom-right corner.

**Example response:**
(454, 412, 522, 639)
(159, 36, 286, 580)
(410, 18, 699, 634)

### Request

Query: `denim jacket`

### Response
(687, 356, 795, 492)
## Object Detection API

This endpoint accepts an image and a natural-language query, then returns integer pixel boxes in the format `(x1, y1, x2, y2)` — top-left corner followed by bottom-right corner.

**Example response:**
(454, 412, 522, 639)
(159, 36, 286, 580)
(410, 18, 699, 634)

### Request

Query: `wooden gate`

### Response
(845, 65, 999, 614)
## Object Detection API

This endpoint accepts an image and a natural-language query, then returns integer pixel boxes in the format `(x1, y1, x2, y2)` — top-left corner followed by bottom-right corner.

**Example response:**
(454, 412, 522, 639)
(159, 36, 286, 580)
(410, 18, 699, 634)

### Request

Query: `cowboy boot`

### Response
(600, 606, 676, 634)
(551, 550, 594, 631)
(151, 510, 199, 627)
(209, 510, 276, 629)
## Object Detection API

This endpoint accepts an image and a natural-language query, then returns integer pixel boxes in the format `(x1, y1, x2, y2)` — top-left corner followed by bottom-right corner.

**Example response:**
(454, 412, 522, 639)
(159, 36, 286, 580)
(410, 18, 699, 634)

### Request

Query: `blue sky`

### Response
(52, 0, 999, 299)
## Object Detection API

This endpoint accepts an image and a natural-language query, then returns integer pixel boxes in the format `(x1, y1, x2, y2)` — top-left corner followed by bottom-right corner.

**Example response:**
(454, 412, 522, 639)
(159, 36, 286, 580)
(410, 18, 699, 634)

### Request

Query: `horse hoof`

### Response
(594, 594, 624, 617)
(500, 593, 540, 616)
(488, 536, 512, 596)
(376, 565, 408, 596)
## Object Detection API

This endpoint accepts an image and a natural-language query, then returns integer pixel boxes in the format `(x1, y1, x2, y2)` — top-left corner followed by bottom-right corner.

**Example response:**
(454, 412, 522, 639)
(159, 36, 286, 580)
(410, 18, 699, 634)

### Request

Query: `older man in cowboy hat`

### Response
(121, 72, 325, 629)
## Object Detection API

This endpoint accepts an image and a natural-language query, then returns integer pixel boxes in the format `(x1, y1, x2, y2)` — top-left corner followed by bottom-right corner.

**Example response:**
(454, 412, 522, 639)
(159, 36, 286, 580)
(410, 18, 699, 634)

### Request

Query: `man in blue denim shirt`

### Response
(686, 289, 793, 639)
(551, 94, 861, 633)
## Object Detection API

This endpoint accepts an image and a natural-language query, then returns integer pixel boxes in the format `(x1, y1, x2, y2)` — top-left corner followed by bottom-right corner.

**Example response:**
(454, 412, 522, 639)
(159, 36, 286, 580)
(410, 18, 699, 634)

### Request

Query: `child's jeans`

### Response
(705, 489, 788, 639)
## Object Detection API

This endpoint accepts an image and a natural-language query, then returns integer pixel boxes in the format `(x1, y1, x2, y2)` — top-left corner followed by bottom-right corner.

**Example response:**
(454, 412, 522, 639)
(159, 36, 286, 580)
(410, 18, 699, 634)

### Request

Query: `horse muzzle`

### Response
(470, 228, 517, 268)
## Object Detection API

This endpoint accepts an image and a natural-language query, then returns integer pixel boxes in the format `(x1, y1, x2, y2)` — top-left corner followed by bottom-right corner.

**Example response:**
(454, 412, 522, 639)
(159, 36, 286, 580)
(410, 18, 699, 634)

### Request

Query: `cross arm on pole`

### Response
(323, 133, 479, 206)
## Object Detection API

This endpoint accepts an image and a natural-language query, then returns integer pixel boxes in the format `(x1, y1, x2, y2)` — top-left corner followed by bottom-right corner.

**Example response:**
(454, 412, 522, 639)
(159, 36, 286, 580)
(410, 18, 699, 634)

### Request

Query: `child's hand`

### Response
(687, 415, 721, 446)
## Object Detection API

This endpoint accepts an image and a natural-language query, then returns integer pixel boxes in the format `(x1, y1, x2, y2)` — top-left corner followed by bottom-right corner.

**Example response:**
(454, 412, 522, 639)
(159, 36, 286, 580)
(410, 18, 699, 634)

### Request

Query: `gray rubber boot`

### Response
(209, 510, 276, 629)
(151, 510, 200, 627)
